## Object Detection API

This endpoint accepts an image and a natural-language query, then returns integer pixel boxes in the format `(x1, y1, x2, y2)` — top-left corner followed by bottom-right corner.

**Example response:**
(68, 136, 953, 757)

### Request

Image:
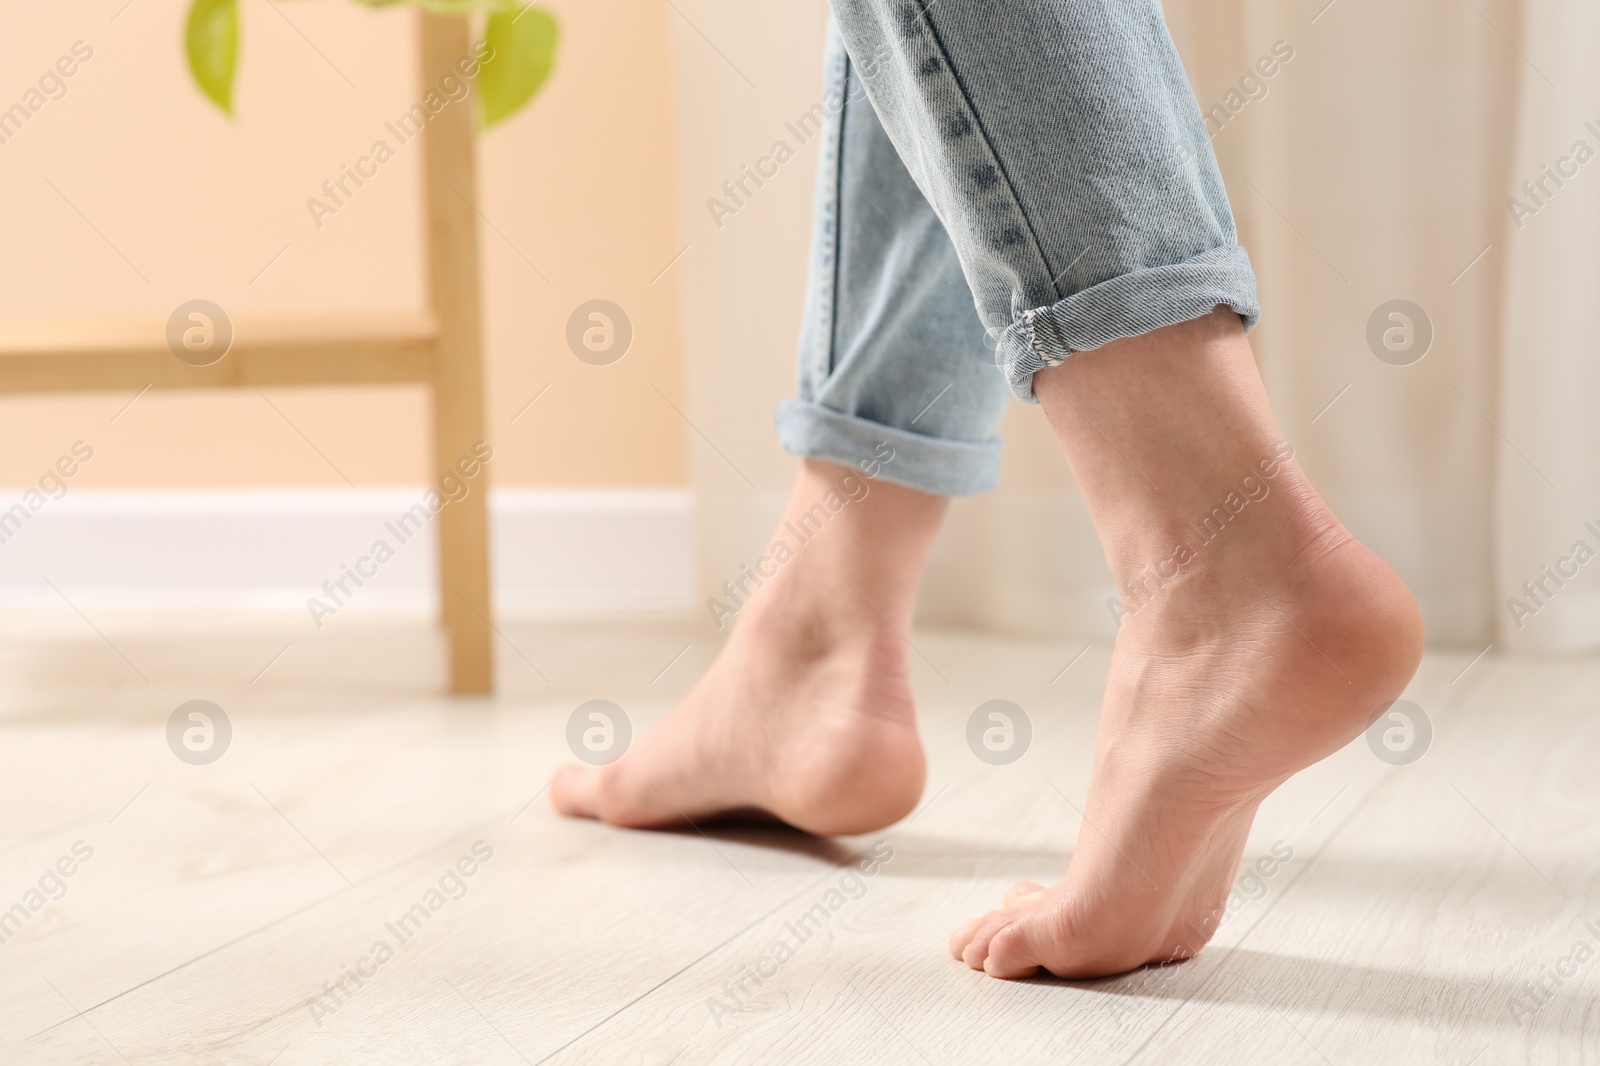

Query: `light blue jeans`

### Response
(777, 4, 1260, 496)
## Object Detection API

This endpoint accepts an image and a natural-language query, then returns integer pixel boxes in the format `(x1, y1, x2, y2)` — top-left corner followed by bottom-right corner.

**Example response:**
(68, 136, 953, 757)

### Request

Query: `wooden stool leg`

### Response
(433, 412, 494, 694)
(421, 12, 493, 694)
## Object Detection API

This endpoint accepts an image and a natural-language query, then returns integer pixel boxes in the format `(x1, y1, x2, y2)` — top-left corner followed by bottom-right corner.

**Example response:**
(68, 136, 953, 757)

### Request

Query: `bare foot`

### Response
(951, 514, 1422, 976)
(550, 459, 946, 836)
(950, 311, 1424, 978)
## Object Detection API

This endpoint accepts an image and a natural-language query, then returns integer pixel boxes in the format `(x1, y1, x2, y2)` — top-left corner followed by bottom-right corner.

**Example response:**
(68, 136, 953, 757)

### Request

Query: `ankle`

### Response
(1104, 463, 1337, 599)
(709, 459, 945, 647)
(1117, 516, 1422, 696)
(733, 574, 904, 660)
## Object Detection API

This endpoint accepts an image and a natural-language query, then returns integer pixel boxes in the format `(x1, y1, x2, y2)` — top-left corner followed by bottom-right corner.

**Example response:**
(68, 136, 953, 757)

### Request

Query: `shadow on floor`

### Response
(685, 821, 1072, 877)
(1024, 944, 1566, 1030)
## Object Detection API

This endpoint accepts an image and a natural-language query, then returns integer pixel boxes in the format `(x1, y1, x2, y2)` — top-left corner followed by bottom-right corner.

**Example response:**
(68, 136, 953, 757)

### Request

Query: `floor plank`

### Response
(1, 616, 1595, 1064)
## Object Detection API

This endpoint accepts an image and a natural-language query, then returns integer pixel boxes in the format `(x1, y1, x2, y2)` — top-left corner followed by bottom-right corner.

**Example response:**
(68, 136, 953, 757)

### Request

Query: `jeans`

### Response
(776, 4, 1260, 496)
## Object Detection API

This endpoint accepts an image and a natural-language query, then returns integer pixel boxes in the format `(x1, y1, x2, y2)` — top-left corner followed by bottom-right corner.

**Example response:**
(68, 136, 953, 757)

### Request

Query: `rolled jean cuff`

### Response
(776, 398, 1002, 497)
(1000, 245, 1262, 403)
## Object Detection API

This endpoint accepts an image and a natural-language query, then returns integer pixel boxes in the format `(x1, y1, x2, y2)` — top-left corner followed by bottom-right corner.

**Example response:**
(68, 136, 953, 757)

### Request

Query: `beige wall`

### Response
(0, 0, 686, 488)
(4, 1, 1549, 649)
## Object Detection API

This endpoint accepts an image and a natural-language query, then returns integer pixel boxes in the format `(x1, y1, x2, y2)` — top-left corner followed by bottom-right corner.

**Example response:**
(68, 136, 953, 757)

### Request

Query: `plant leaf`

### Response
(478, 5, 557, 128)
(185, 0, 238, 115)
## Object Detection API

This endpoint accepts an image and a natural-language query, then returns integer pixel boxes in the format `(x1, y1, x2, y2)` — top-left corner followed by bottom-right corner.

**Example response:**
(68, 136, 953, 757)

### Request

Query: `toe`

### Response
(952, 881, 1051, 963)
(959, 909, 1012, 971)
(948, 916, 985, 961)
(1003, 880, 1048, 908)
(982, 918, 1044, 979)
(549, 764, 603, 819)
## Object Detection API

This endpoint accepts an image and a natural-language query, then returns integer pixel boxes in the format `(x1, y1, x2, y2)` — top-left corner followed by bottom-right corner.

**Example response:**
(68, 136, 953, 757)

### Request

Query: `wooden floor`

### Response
(1, 612, 1596, 1064)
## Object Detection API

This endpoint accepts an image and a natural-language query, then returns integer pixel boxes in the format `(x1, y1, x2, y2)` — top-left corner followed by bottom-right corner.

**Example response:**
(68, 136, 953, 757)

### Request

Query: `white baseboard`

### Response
(0, 487, 696, 616)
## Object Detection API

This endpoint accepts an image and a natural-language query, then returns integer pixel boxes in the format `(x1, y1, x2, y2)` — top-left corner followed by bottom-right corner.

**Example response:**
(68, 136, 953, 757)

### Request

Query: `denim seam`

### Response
(823, 50, 851, 386)
(912, 7, 1057, 305)
(803, 38, 849, 400)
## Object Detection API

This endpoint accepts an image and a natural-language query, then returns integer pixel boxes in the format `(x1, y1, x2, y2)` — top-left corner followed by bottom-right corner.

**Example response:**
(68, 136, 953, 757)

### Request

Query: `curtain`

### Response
(1496, 0, 1600, 653)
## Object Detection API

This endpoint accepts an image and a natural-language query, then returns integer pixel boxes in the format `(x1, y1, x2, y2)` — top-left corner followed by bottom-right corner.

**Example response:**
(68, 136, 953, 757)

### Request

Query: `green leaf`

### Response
(185, 0, 238, 115)
(478, 5, 558, 128)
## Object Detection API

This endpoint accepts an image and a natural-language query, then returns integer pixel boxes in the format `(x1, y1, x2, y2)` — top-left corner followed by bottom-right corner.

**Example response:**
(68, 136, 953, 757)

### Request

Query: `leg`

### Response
(421, 13, 493, 694)
(550, 28, 1010, 831)
(951, 310, 1422, 977)
(433, 393, 493, 695)
(813, 1, 1421, 975)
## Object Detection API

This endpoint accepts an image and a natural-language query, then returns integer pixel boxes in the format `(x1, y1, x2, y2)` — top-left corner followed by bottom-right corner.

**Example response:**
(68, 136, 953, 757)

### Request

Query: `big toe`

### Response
(952, 899, 1066, 979)
(550, 763, 604, 819)
(981, 916, 1047, 979)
